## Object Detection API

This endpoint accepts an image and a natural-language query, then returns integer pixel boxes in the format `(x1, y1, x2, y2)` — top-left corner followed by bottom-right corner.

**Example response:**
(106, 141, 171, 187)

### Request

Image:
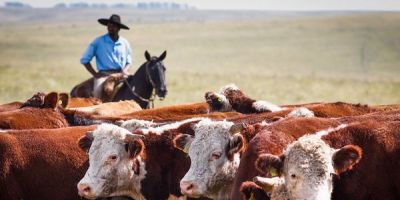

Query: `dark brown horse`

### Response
(70, 51, 167, 109)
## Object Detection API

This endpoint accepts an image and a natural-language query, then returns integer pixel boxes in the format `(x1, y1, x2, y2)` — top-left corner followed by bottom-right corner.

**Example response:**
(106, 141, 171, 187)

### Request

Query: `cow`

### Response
(205, 84, 283, 113)
(232, 110, 400, 200)
(0, 125, 96, 200)
(66, 100, 142, 117)
(244, 119, 400, 200)
(68, 102, 230, 125)
(77, 118, 212, 200)
(0, 92, 69, 129)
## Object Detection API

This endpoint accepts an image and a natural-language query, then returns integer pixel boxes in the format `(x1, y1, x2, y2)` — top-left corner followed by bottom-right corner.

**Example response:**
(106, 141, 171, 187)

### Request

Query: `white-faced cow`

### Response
(253, 134, 362, 200)
(173, 119, 247, 199)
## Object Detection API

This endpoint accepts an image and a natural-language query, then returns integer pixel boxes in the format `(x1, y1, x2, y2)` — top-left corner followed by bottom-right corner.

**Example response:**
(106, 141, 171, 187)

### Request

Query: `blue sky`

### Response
(2, 0, 400, 10)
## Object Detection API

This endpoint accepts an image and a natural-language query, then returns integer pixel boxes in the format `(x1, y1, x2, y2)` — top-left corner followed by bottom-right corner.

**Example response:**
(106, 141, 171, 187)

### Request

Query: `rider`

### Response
(80, 14, 132, 99)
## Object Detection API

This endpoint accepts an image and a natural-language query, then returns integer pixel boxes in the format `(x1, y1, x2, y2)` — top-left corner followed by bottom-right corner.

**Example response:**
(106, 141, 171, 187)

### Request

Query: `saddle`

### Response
(102, 73, 125, 102)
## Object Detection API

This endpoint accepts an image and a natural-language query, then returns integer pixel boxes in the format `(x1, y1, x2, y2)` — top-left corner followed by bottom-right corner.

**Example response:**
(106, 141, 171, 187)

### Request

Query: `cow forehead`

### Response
(188, 119, 233, 154)
(89, 124, 132, 154)
(284, 135, 334, 175)
(193, 119, 233, 143)
(93, 123, 131, 141)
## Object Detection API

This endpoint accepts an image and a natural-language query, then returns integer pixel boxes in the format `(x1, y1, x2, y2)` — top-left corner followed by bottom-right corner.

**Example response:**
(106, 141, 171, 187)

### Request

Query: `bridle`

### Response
(123, 59, 163, 109)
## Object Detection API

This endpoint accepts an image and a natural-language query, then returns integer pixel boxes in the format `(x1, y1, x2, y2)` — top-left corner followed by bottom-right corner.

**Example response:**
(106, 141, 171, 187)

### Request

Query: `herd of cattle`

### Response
(0, 84, 399, 200)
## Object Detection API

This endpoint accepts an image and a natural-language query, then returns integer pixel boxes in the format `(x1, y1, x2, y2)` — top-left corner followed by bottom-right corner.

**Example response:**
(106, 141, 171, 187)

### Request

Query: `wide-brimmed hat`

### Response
(98, 14, 129, 30)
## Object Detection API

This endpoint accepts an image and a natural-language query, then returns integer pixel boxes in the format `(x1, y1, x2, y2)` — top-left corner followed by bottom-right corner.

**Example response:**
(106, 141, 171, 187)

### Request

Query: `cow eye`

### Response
(109, 155, 118, 160)
(210, 152, 222, 161)
(291, 174, 296, 179)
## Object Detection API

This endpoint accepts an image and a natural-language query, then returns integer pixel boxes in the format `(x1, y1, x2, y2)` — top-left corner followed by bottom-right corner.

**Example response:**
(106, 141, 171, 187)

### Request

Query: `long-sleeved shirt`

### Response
(80, 34, 132, 71)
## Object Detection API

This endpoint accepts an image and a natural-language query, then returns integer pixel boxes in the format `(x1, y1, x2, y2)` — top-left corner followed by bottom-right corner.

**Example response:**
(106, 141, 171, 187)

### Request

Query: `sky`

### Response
(1, 0, 400, 10)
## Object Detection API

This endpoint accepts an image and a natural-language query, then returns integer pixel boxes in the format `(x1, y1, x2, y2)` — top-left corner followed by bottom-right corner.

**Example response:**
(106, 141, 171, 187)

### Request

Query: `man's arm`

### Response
(81, 40, 100, 77)
(84, 63, 101, 78)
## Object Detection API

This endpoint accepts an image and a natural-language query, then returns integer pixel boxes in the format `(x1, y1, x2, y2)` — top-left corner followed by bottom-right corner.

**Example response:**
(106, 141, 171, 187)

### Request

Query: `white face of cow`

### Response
(255, 135, 362, 200)
(77, 124, 146, 200)
(173, 119, 244, 199)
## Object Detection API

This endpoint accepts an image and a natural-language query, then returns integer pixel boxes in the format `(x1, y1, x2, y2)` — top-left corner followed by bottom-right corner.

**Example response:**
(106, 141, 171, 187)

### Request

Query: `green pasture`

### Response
(0, 9, 399, 106)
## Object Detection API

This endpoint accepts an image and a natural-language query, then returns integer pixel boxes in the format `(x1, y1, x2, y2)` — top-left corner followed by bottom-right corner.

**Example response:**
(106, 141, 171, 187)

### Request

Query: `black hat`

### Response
(98, 14, 129, 30)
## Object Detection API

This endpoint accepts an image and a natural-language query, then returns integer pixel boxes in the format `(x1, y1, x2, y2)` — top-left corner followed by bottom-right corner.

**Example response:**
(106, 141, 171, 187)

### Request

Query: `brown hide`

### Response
(0, 126, 96, 200)
(0, 102, 23, 112)
(323, 121, 400, 200)
(132, 120, 210, 200)
(67, 97, 102, 108)
(228, 102, 381, 125)
(222, 89, 257, 114)
(0, 107, 69, 129)
(74, 102, 210, 123)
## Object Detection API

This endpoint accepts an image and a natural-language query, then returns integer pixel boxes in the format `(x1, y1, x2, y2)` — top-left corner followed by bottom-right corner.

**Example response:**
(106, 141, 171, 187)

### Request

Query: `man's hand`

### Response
(93, 72, 105, 78)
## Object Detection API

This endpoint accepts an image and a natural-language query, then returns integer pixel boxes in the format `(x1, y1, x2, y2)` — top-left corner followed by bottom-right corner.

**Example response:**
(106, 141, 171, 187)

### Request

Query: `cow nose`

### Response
(180, 181, 197, 195)
(77, 183, 93, 197)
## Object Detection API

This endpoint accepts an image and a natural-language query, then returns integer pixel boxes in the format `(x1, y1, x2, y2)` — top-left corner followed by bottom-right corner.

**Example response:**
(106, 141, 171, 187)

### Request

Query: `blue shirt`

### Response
(80, 34, 132, 71)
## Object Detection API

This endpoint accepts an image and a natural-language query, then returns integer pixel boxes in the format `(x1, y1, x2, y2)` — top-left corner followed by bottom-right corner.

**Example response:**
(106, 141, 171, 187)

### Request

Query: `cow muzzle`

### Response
(180, 180, 200, 197)
(77, 183, 96, 199)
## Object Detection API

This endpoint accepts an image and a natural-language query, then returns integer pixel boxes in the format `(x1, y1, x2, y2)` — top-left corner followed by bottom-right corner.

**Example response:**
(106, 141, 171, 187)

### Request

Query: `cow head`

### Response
(173, 119, 245, 199)
(205, 91, 233, 113)
(254, 135, 362, 200)
(77, 124, 146, 199)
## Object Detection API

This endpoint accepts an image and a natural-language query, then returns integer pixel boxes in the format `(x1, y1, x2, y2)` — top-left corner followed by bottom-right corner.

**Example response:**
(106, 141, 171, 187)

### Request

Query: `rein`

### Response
(122, 61, 157, 109)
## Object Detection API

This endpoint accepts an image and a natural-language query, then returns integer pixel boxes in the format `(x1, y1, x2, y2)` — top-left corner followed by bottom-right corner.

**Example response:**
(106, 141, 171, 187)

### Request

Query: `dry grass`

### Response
(0, 10, 399, 106)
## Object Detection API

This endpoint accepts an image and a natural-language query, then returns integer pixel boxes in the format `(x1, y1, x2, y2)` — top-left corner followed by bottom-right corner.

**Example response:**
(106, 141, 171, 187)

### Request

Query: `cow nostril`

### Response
(186, 184, 193, 190)
(78, 184, 92, 196)
(83, 186, 91, 193)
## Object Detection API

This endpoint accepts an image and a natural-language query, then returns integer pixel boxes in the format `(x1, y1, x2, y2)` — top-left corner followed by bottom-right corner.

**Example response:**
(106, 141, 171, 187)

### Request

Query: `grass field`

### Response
(0, 9, 399, 106)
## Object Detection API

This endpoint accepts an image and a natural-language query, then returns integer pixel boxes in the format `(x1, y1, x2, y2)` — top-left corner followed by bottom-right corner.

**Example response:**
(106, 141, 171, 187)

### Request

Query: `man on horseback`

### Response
(80, 14, 132, 100)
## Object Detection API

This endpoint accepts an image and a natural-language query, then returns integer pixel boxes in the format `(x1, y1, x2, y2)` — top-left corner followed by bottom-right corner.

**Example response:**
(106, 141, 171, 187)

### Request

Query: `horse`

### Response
(70, 51, 167, 109)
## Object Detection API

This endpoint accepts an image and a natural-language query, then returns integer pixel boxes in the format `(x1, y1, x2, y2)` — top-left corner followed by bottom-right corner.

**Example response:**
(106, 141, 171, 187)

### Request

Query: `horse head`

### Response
(144, 50, 167, 100)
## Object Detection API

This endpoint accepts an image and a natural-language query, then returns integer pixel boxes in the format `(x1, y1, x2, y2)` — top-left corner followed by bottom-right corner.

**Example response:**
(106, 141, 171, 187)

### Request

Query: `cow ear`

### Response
(78, 131, 94, 152)
(227, 133, 244, 157)
(124, 134, 145, 159)
(229, 123, 247, 135)
(145, 50, 151, 61)
(43, 92, 59, 109)
(58, 93, 69, 108)
(255, 154, 285, 177)
(158, 50, 167, 61)
(333, 145, 362, 174)
(173, 134, 194, 153)
(240, 181, 269, 200)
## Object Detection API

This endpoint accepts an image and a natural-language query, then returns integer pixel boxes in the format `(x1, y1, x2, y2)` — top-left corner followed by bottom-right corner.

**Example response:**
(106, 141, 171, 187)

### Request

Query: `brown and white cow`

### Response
(243, 119, 400, 200)
(251, 134, 362, 200)
(77, 118, 210, 200)
(233, 110, 400, 200)
(0, 125, 96, 200)
(205, 84, 283, 113)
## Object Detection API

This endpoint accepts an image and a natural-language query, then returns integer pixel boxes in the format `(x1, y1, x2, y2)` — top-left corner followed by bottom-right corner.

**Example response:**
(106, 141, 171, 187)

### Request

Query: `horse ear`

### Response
(145, 50, 151, 61)
(158, 51, 167, 61)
